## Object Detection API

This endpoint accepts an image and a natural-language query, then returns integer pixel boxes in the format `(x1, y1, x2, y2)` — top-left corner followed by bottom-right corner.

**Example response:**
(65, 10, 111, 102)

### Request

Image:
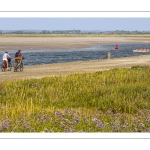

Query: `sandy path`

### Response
(1, 55, 150, 82)
(0, 37, 150, 82)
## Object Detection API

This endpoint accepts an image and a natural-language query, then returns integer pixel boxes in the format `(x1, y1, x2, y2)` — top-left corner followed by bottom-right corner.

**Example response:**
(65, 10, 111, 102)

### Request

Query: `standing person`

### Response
(2, 51, 11, 70)
(14, 50, 24, 67)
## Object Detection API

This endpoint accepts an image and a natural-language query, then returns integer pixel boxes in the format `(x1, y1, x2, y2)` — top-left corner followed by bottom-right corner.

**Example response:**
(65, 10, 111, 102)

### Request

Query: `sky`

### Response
(0, 18, 150, 31)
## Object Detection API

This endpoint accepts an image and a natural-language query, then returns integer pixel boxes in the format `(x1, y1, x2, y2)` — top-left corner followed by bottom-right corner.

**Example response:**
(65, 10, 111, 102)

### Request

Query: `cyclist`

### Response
(14, 50, 24, 68)
(2, 51, 11, 70)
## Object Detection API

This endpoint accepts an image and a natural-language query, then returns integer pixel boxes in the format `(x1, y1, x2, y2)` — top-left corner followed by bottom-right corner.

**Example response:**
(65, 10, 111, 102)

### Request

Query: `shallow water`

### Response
(1, 43, 150, 66)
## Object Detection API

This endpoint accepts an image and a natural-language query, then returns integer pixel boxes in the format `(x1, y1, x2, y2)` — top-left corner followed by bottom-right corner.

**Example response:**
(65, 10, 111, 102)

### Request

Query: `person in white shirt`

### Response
(2, 51, 11, 70)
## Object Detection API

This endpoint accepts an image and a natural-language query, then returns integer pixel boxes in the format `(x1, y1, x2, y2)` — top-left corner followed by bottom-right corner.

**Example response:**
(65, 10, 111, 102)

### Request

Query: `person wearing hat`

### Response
(2, 51, 11, 70)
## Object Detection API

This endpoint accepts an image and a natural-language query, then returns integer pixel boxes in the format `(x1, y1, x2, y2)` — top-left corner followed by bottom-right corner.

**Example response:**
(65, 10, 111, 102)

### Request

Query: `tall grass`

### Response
(0, 66, 150, 132)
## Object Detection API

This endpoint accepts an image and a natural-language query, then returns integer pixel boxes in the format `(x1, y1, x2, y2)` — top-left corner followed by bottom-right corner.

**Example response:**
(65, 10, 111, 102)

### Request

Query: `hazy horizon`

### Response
(1, 18, 150, 31)
(1, 29, 150, 32)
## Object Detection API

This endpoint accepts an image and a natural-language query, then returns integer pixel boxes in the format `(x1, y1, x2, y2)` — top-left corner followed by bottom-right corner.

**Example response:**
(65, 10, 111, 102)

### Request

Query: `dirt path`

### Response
(1, 54, 150, 82)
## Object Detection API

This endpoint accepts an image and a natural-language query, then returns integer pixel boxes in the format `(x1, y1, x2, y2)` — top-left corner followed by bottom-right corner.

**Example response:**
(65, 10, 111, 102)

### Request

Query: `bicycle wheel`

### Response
(8, 63, 12, 71)
(14, 66, 17, 72)
(1, 63, 6, 72)
(14, 62, 19, 72)
(20, 63, 23, 72)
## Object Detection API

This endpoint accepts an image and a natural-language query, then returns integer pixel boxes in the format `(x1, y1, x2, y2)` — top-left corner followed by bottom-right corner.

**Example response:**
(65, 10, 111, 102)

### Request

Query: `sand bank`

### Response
(0, 37, 150, 51)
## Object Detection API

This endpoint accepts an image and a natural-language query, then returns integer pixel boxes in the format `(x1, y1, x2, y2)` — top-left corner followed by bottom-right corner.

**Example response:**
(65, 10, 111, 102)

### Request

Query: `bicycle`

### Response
(1, 58, 12, 72)
(14, 61, 23, 72)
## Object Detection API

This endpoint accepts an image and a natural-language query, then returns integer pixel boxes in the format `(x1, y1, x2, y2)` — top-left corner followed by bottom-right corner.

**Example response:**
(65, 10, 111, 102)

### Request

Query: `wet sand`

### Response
(0, 37, 150, 51)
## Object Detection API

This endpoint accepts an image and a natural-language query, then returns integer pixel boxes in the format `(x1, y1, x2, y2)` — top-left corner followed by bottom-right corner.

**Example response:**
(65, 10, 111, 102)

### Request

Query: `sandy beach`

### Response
(0, 37, 150, 51)
(0, 37, 150, 82)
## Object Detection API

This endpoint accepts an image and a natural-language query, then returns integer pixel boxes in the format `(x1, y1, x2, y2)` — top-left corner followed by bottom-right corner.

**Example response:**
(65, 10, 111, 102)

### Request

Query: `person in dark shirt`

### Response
(14, 50, 24, 68)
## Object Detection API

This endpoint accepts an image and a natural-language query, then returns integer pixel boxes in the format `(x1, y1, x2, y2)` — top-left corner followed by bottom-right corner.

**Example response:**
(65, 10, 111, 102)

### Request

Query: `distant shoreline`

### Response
(1, 34, 150, 37)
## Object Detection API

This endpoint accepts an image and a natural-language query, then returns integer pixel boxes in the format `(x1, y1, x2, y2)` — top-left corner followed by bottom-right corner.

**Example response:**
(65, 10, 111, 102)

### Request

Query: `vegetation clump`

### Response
(0, 66, 150, 132)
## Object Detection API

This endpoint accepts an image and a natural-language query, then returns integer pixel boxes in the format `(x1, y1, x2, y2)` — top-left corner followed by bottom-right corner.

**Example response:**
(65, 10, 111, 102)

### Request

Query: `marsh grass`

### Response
(1, 65, 150, 132)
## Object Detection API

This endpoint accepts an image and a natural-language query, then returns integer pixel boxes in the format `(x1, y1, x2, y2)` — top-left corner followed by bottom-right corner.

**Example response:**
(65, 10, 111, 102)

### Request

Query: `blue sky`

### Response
(0, 18, 150, 31)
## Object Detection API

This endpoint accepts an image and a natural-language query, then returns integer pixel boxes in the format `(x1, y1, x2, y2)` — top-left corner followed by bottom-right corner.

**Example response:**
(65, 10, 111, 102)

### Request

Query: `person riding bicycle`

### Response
(2, 51, 11, 70)
(14, 50, 24, 68)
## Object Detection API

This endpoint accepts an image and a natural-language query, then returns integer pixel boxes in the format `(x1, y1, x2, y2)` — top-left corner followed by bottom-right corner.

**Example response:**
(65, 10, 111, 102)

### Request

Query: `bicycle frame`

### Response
(14, 62, 23, 72)
(1, 60, 12, 71)
(2, 60, 7, 68)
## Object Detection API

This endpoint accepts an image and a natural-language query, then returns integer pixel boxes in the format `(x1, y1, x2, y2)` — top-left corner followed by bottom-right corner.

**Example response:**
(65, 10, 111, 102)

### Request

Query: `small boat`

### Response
(133, 48, 150, 52)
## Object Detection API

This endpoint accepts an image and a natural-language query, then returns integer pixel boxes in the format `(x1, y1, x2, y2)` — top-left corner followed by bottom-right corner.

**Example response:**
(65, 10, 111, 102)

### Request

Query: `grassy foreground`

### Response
(1, 66, 150, 132)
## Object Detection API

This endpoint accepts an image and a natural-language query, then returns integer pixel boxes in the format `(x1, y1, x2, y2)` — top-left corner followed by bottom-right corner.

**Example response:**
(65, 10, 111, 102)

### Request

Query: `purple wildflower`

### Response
(55, 111, 64, 117)
(138, 110, 144, 115)
(106, 109, 113, 115)
(0, 119, 10, 131)
(146, 118, 150, 123)
(92, 118, 104, 130)
(147, 128, 150, 132)
(112, 122, 120, 132)
(73, 116, 80, 124)
(138, 123, 145, 128)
